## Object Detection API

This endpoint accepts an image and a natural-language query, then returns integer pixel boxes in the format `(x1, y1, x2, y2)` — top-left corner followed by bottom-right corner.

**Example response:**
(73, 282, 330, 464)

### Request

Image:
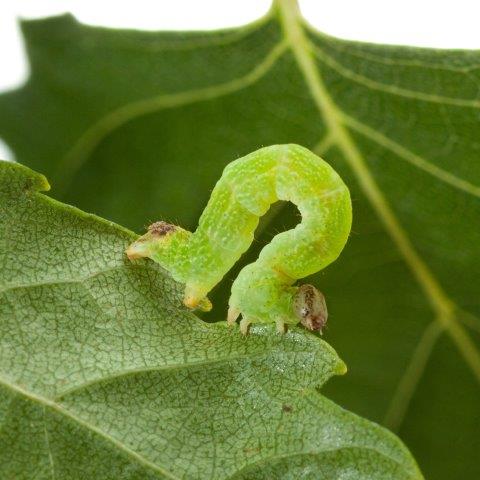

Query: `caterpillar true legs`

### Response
(126, 144, 352, 334)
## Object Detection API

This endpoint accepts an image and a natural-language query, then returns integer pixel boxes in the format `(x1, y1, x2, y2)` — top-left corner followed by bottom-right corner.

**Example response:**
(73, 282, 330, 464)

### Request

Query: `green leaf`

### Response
(0, 0, 478, 477)
(0, 160, 421, 478)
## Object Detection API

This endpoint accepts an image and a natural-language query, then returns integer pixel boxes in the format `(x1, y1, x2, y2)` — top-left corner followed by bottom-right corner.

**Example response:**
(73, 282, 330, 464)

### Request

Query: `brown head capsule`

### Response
(148, 221, 177, 236)
(126, 221, 178, 260)
(293, 284, 328, 333)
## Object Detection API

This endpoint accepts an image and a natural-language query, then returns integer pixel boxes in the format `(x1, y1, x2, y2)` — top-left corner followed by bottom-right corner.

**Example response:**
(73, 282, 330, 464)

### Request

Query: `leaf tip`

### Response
(336, 358, 348, 376)
(33, 172, 50, 192)
(0, 160, 51, 200)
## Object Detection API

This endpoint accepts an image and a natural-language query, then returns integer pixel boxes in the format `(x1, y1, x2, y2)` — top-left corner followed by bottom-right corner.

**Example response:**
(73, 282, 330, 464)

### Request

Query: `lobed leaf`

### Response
(0, 161, 421, 478)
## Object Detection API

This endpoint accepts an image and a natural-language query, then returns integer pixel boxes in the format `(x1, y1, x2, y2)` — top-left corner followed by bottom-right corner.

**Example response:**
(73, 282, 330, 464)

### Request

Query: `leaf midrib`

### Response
(274, 0, 480, 423)
(0, 373, 417, 480)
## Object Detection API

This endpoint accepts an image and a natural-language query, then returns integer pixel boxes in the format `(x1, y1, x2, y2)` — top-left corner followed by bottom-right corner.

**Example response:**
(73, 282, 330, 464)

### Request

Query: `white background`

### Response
(1, 0, 479, 159)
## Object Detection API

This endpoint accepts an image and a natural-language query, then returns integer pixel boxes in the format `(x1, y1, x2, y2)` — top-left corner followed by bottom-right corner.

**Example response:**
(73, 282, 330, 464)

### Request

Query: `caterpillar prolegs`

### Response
(126, 144, 352, 334)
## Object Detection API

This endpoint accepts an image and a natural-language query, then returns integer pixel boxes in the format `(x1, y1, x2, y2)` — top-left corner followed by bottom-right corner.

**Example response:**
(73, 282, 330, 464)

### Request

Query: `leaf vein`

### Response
(0, 265, 131, 295)
(53, 347, 319, 401)
(54, 41, 288, 195)
(42, 406, 57, 480)
(226, 445, 418, 480)
(309, 32, 480, 73)
(383, 321, 443, 431)
(339, 111, 480, 198)
(0, 376, 181, 480)
(312, 45, 480, 108)
(276, 0, 480, 384)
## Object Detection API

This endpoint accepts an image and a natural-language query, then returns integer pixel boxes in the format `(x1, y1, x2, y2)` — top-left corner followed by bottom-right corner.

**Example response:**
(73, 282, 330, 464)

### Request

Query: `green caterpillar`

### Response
(126, 144, 352, 334)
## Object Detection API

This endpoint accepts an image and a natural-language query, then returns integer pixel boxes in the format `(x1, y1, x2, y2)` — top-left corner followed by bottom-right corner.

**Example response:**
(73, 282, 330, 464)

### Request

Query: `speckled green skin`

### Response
(127, 144, 352, 329)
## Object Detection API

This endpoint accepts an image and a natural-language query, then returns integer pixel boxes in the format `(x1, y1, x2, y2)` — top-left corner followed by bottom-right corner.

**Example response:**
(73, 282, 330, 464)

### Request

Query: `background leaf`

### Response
(0, 160, 421, 479)
(0, 0, 479, 477)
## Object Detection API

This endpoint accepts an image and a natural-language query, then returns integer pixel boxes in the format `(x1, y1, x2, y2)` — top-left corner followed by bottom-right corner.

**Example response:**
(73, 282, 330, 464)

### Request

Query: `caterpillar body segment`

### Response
(126, 144, 352, 333)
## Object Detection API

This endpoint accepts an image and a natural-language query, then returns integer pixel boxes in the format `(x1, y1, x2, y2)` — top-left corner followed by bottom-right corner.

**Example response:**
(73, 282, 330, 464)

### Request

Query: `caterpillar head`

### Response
(293, 284, 328, 333)
(126, 221, 190, 260)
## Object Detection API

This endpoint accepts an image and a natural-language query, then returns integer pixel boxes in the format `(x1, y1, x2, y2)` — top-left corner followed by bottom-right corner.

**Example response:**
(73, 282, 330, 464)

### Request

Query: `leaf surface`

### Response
(0, 0, 479, 477)
(0, 161, 420, 479)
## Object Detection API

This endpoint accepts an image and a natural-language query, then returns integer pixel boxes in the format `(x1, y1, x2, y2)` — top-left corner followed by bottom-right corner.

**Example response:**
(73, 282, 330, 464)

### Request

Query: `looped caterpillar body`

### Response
(127, 144, 352, 334)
